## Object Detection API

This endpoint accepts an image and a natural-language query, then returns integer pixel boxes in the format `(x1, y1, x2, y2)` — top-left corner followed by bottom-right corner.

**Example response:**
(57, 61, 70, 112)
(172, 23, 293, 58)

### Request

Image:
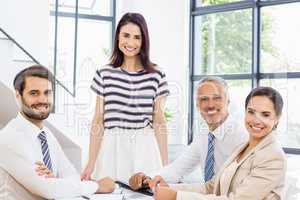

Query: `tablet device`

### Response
(115, 181, 154, 196)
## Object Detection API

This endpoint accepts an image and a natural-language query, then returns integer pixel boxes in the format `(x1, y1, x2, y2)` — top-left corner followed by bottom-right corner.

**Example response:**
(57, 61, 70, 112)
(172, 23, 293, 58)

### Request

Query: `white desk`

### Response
(58, 188, 153, 200)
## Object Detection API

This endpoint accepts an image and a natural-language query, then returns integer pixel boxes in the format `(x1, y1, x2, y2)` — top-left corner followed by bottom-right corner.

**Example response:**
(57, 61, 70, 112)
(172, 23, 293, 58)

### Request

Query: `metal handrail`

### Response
(0, 27, 74, 97)
(0, 27, 40, 64)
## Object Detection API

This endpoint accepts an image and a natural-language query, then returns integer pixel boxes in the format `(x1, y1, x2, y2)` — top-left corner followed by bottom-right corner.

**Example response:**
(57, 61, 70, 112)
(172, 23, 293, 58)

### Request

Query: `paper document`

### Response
(124, 192, 153, 200)
(85, 194, 124, 200)
(56, 193, 123, 200)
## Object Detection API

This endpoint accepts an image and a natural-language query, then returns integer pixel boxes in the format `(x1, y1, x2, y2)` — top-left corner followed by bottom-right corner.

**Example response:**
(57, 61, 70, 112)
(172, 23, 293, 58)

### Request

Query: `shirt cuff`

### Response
(80, 181, 98, 196)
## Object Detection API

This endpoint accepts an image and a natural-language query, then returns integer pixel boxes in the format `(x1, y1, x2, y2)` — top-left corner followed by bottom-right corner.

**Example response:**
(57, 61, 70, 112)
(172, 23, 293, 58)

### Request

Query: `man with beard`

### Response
(129, 76, 248, 190)
(0, 65, 115, 199)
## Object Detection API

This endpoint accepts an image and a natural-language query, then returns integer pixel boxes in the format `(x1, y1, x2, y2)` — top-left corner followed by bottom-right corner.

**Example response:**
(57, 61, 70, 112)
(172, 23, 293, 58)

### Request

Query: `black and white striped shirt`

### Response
(91, 65, 169, 130)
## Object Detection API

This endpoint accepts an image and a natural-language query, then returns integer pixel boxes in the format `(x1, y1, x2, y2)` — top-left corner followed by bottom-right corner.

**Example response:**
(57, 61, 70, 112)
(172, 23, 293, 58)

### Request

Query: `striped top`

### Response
(91, 65, 169, 130)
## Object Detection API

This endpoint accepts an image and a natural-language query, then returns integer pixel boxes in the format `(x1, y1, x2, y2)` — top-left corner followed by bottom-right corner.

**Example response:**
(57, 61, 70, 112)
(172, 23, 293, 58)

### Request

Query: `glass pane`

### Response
(192, 79, 251, 137)
(56, 17, 76, 93)
(0, 30, 6, 38)
(260, 79, 300, 149)
(75, 19, 112, 107)
(193, 9, 252, 75)
(49, 16, 55, 72)
(195, 0, 243, 7)
(78, 0, 113, 16)
(227, 79, 252, 118)
(49, 0, 56, 11)
(55, 0, 112, 16)
(261, 3, 300, 73)
(57, 0, 76, 13)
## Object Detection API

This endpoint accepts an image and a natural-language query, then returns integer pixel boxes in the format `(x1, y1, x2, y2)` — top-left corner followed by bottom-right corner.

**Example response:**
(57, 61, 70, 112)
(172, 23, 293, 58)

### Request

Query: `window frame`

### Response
(50, 0, 116, 97)
(189, 0, 300, 154)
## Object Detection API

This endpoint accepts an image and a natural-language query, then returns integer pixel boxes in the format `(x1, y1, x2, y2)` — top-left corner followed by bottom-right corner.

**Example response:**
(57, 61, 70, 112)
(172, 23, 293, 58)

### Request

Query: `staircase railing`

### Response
(0, 27, 75, 98)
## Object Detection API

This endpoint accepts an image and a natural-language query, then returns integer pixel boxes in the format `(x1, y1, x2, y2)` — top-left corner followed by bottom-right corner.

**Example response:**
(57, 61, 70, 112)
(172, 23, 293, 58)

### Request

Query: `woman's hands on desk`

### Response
(129, 173, 175, 200)
(129, 173, 169, 191)
(149, 175, 168, 189)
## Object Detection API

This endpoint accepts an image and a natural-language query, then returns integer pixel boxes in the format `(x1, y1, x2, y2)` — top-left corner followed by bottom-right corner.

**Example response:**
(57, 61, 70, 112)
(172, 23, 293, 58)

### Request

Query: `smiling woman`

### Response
(81, 13, 170, 183)
(155, 86, 287, 200)
(118, 23, 142, 59)
(243, 87, 283, 149)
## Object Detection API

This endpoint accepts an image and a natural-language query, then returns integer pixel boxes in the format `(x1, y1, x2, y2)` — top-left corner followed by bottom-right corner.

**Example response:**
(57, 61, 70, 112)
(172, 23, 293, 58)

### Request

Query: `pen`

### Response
(81, 195, 90, 200)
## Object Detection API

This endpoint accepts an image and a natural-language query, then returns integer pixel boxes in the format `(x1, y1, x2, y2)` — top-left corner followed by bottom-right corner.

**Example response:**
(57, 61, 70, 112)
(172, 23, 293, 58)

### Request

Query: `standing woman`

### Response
(81, 13, 169, 182)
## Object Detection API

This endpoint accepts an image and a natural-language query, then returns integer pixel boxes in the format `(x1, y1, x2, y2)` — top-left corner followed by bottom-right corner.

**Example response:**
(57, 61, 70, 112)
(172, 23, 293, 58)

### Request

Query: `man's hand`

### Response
(96, 177, 115, 193)
(154, 186, 177, 200)
(149, 175, 168, 190)
(35, 161, 55, 178)
(129, 172, 151, 190)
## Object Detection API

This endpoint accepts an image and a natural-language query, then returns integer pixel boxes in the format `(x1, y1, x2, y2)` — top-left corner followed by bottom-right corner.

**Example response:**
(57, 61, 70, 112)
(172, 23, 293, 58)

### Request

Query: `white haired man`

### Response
(129, 76, 248, 190)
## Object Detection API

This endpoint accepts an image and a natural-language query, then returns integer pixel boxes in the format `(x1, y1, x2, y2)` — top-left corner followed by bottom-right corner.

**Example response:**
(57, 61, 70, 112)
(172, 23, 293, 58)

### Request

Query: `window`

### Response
(190, 0, 300, 152)
(55, 17, 76, 92)
(195, 0, 243, 7)
(49, 0, 115, 96)
(261, 3, 300, 73)
(193, 9, 252, 75)
(260, 79, 300, 149)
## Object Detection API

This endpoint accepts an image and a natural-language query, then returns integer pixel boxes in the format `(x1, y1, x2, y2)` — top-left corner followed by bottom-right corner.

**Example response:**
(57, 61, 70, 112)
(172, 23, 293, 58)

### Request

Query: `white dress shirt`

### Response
(0, 113, 98, 199)
(157, 113, 249, 183)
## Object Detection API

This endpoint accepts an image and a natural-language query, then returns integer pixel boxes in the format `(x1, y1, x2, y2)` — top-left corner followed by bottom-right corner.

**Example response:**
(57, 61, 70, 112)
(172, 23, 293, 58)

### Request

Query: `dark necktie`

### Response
(204, 132, 215, 182)
(37, 131, 53, 172)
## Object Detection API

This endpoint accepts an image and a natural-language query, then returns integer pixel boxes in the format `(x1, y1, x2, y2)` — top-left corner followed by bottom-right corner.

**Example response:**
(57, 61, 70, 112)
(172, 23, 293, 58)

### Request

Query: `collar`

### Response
(210, 114, 233, 141)
(16, 113, 45, 139)
(228, 131, 277, 168)
(252, 131, 277, 153)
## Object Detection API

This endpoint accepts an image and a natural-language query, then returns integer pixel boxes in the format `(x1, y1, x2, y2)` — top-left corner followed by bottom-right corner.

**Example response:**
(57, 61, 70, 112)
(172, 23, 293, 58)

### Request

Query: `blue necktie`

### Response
(204, 132, 215, 182)
(38, 131, 53, 172)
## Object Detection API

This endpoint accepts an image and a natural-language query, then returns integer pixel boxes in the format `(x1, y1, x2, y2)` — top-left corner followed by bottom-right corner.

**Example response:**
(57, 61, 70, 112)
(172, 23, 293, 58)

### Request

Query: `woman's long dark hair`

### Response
(109, 12, 156, 72)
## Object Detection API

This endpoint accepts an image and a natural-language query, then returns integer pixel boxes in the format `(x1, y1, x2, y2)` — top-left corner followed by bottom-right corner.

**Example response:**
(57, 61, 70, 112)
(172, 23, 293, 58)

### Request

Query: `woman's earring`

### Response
(272, 123, 278, 131)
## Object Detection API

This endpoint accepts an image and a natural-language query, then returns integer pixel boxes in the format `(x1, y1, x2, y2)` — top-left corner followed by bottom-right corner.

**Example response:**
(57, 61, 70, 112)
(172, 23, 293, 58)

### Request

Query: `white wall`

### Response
(117, 0, 190, 144)
(0, 39, 37, 90)
(0, 0, 49, 65)
(0, 39, 14, 88)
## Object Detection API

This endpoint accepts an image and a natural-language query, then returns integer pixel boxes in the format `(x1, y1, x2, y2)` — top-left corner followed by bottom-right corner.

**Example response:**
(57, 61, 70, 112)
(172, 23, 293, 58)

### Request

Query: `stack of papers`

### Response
(57, 193, 123, 200)
(84, 194, 124, 200)
(124, 192, 153, 200)
(57, 188, 154, 200)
